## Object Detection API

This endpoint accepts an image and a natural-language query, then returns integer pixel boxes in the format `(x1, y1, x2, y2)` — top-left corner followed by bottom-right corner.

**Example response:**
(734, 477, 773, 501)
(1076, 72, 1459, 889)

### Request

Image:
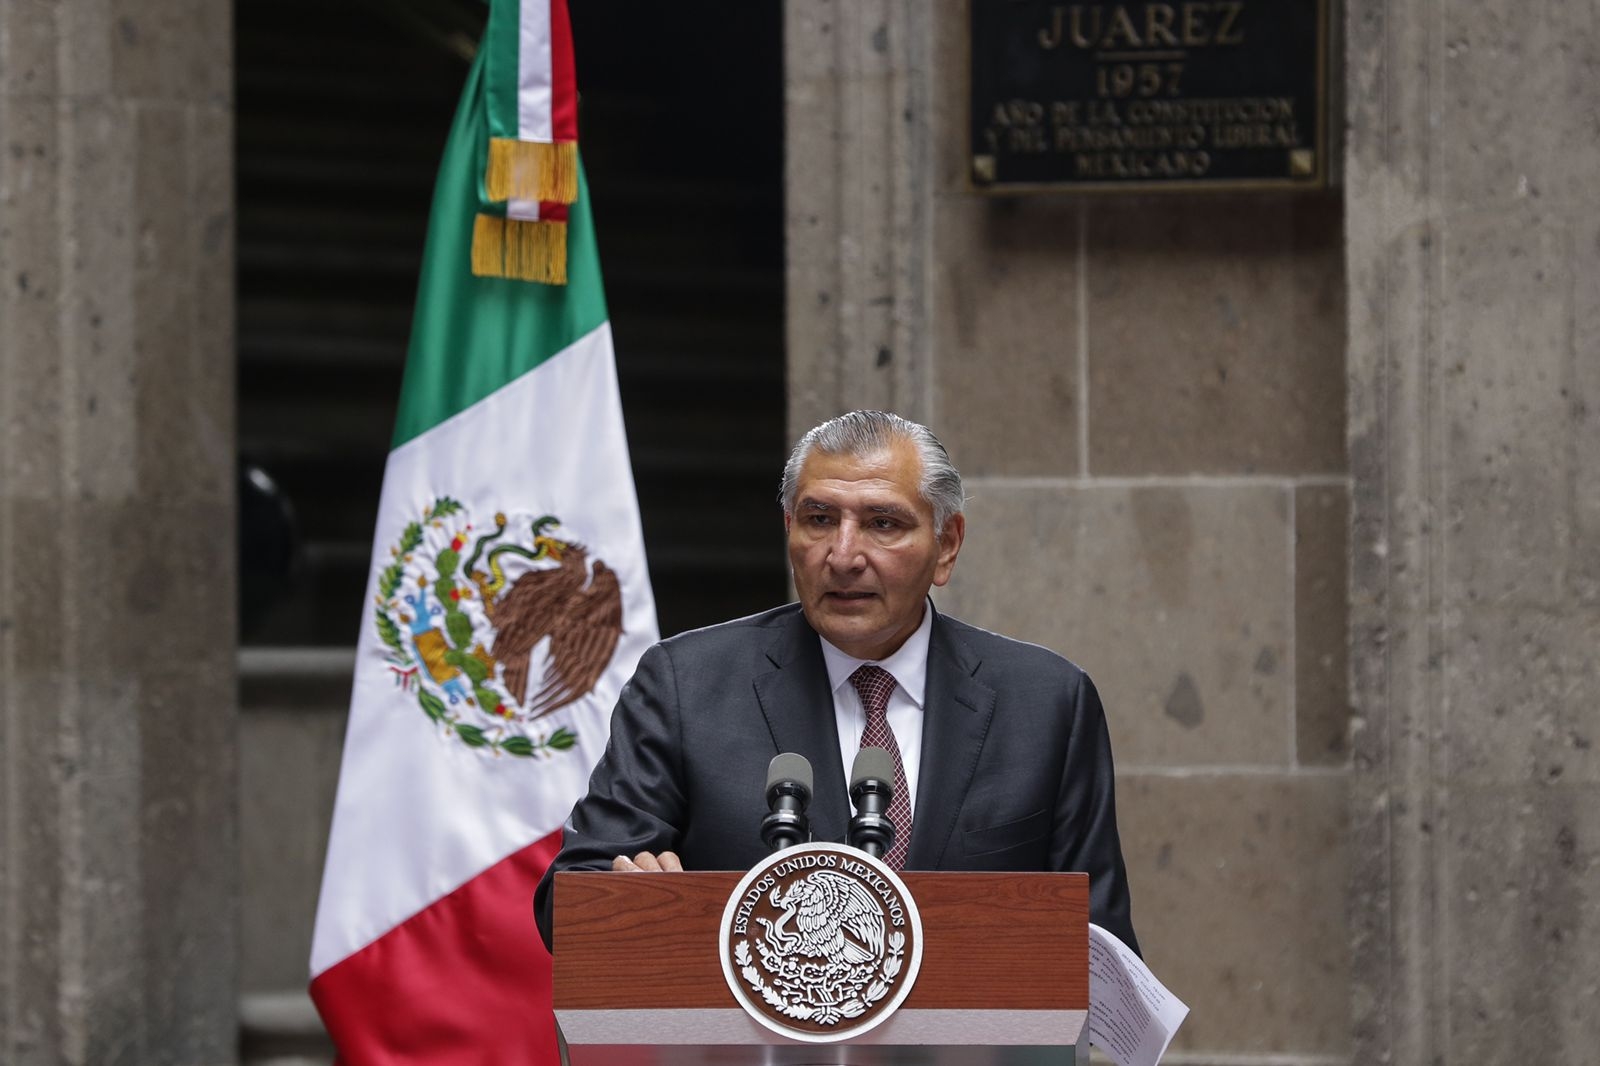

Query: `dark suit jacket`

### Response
(534, 604, 1138, 954)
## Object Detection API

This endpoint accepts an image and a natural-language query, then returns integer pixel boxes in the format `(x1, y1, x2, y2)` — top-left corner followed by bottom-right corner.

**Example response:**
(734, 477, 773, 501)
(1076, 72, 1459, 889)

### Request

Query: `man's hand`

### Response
(611, 850, 683, 872)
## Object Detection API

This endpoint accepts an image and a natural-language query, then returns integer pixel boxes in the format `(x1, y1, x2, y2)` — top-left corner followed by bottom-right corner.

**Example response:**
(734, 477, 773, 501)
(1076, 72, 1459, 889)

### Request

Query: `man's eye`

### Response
(807, 514, 834, 526)
(870, 517, 899, 530)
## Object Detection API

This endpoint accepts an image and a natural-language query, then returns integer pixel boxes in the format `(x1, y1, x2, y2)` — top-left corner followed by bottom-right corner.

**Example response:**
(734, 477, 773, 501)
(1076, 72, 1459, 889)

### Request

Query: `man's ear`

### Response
(783, 511, 793, 535)
(932, 513, 965, 586)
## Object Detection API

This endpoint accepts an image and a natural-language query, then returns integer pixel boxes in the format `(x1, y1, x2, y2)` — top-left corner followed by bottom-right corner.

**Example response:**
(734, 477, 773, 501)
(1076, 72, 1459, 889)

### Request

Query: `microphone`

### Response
(761, 753, 813, 853)
(848, 746, 897, 859)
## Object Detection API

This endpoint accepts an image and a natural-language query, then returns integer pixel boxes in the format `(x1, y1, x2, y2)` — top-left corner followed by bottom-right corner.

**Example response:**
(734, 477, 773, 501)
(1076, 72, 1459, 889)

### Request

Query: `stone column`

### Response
(1345, 0, 1600, 1062)
(784, 0, 935, 432)
(0, 2, 237, 1063)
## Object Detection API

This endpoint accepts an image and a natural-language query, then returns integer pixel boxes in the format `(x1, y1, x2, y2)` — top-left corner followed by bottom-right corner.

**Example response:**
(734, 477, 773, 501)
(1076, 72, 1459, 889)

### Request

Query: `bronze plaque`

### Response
(970, 0, 1328, 191)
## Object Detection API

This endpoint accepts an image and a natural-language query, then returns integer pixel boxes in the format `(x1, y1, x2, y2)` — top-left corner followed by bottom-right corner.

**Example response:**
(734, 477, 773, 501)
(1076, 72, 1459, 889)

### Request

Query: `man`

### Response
(534, 411, 1138, 953)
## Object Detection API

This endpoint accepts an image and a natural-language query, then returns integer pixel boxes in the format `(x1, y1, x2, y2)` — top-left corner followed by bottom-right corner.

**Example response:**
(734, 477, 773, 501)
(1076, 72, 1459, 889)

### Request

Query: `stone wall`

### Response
(0, 2, 237, 1062)
(787, 4, 1350, 1062)
(1344, 0, 1600, 1062)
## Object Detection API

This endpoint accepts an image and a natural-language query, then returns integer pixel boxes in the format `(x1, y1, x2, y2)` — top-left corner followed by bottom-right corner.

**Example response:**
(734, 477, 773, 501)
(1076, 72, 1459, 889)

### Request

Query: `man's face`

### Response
(785, 439, 964, 661)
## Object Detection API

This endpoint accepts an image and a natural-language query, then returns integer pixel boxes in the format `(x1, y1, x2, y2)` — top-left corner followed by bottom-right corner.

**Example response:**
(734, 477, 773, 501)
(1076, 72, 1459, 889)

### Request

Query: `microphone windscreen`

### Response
(767, 752, 813, 795)
(850, 746, 896, 791)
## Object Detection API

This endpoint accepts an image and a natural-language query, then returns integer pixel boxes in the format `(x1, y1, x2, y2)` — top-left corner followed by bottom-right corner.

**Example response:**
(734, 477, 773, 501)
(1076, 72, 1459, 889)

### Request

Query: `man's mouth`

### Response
(824, 590, 876, 601)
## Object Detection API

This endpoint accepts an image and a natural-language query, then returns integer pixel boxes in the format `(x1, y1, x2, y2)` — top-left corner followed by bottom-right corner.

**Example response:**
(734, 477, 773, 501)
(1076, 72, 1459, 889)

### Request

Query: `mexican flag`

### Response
(308, 28, 657, 1066)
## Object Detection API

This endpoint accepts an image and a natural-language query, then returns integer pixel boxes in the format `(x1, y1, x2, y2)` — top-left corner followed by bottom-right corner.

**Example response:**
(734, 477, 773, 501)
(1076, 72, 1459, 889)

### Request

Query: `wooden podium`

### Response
(552, 869, 1089, 1066)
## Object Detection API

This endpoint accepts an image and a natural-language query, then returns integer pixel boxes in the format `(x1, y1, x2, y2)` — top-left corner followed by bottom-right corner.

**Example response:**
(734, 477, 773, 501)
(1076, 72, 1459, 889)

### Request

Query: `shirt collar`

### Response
(817, 600, 933, 709)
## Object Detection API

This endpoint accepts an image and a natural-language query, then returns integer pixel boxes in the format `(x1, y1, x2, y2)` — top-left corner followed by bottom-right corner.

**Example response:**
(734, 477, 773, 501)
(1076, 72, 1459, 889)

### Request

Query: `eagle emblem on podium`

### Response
(720, 843, 923, 1042)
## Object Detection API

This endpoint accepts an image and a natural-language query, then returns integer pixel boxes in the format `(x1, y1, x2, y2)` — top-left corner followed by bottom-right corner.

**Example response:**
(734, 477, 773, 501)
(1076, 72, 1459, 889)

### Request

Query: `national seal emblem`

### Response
(719, 842, 924, 1042)
(372, 497, 624, 758)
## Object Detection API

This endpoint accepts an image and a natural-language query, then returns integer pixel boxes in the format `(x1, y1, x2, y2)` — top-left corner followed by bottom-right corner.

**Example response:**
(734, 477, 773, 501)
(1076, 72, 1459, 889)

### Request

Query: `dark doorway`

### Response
(236, 0, 786, 646)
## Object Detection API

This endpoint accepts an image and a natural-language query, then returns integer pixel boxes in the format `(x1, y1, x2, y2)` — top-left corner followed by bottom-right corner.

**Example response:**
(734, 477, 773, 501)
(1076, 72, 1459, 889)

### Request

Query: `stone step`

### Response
(239, 990, 335, 1066)
(240, 645, 358, 707)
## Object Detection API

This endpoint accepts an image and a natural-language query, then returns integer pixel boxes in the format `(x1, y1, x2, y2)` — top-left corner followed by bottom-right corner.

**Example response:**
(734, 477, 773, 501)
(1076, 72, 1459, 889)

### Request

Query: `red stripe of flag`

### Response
(550, 0, 578, 144)
(310, 833, 563, 1065)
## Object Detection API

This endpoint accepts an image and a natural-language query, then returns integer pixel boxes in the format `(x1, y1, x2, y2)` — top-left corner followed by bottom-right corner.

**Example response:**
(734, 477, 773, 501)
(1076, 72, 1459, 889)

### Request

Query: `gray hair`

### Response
(779, 410, 965, 532)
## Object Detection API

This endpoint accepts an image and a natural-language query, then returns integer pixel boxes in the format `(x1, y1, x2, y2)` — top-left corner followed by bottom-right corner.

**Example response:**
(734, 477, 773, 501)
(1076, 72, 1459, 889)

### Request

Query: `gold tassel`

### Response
(485, 138, 578, 204)
(507, 218, 567, 284)
(470, 214, 567, 285)
(471, 214, 506, 277)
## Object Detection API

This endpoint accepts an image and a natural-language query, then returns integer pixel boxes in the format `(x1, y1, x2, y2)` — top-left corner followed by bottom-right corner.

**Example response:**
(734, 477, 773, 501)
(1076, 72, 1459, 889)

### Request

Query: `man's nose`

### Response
(826, 520, 867, 570)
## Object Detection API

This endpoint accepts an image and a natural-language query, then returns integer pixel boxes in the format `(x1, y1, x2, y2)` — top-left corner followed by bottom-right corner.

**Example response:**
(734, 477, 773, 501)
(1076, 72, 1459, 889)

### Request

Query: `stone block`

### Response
(78, 500, 236, 1059)
(926, 1, 971, 195)
(783, 161, 841, 433)
(1118, 772, 1350, 1055)
(1570, 216, 1600, 604)
(1439, 210, 1571, 609)
(110, 0, 230, 104)
(932, 195, 1080, 476)
(188, 105, 235, 503)
(1084, 194, 1345, 475)
(1444, 784, 1600, 1061)
(6, 499, 65, 667)
(783, 0, 840, 85)
(1437, 1, 1600, 212)
(130, 104, 221, 501)
(2, 671, 70, 1060)
(4, 503, 235, 1062)
(1296, 484, 1350, 766)
(0, 96, 62, 497)
(0, 0, 59, 96)
(1346, 220, 1431, 752)
(938, 483, 1292, 767)
(60, 96, 138, 500)
(191, 0, 233, 105)
(69, 499, 234, 677)
(55, 0, 113, 98)
(783, 0, 931, 428)
(137, 667, 237, 1060)
(71, 674, 148, 1061)
(1441, 606, 1600, 786)
(0, 508, 65, 1051)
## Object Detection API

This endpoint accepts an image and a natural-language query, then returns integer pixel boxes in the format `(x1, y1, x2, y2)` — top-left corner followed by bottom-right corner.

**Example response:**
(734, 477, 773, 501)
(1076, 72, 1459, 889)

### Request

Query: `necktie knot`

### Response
(849, 664, 896, 720)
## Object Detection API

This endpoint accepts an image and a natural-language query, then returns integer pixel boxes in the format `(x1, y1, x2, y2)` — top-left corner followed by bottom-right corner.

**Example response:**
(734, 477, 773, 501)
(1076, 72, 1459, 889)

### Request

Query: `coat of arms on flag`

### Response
(375, 502, 625, 757)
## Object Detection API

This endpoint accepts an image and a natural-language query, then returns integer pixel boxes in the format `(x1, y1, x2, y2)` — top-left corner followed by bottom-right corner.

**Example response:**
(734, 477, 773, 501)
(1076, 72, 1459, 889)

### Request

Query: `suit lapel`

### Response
(909, 612, 996, 869)
(752, 610, 851, 846)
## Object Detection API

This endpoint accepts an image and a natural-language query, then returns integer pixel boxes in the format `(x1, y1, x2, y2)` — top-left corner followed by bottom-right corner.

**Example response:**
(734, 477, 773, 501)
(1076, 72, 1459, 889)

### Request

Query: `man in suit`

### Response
(534, 410, 1138, 953)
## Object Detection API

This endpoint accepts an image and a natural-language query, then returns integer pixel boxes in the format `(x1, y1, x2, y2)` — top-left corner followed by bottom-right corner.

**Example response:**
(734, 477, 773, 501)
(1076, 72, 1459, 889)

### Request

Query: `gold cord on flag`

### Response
(471, 215, 569, 285)
(485, 138, 578, 205)
(473, 0, 580, 285)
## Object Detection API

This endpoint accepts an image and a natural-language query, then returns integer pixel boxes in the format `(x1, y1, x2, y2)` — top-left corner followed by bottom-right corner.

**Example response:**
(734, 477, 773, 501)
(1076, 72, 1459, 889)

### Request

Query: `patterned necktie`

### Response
(848, 664, 912, 870)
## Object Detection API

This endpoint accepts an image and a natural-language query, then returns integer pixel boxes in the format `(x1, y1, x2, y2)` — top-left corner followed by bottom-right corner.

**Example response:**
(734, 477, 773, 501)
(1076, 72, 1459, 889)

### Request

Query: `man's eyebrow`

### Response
(795, 498, 917, 520)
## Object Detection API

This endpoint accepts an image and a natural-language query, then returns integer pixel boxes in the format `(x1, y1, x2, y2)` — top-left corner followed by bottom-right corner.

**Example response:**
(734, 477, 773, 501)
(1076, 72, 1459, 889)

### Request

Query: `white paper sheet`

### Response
(1086, 923, 1190, 1066)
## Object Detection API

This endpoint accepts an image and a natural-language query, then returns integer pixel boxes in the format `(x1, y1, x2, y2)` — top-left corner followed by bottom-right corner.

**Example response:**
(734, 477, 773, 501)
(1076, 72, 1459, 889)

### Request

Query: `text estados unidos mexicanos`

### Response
(731, 852, 907, 935)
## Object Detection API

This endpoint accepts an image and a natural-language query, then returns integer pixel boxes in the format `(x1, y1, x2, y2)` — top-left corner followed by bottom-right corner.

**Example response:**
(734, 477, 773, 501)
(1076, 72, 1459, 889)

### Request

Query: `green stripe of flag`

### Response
(391, 48, 608, 450)
(483, 0, 524, 142)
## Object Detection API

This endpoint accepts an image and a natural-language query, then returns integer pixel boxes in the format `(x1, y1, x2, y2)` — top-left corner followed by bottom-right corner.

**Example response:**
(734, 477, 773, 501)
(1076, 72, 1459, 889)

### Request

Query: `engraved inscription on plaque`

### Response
(970, 0, 1328, 190)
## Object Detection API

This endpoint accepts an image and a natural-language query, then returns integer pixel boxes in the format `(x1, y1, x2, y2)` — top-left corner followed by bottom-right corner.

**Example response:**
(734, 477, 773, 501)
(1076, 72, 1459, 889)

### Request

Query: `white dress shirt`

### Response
(817, 602, 932, 817)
